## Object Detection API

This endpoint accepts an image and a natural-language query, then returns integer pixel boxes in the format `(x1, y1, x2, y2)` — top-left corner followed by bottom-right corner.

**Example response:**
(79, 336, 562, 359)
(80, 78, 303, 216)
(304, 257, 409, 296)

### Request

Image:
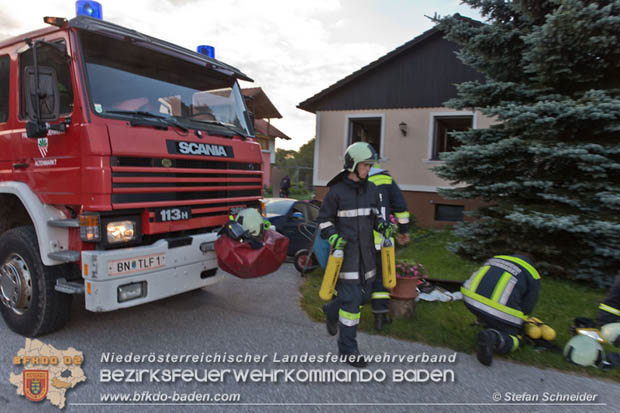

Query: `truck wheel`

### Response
(0, 226, 72, 336)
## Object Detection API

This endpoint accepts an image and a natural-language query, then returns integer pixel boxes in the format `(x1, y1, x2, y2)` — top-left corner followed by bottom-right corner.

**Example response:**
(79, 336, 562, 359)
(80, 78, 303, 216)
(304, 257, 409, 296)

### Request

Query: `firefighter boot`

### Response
(374, 313, 392, 331)
(323, 304, 338, 336)
(477, 329, 501, 366)
(340, 352, 368, 368)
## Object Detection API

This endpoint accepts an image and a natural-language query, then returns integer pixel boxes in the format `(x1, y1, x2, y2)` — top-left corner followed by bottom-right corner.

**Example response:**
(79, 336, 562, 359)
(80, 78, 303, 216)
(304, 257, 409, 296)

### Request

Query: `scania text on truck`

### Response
(0, 15, 264, 336)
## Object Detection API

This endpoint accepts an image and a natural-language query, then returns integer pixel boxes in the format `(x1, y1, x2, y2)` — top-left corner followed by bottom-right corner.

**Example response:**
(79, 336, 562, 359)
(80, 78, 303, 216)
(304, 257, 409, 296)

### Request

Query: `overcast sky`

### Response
(1, 0, 483, 150)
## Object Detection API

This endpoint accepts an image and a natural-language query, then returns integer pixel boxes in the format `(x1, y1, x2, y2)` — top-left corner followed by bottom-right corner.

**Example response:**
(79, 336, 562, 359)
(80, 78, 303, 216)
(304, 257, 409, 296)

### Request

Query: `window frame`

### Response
(434, 204, 465, 222)
(18, 38, 75, 121)
(344, 113, 385, 159)
(0, 54, 10, 124)
(427, 111, 476, 162)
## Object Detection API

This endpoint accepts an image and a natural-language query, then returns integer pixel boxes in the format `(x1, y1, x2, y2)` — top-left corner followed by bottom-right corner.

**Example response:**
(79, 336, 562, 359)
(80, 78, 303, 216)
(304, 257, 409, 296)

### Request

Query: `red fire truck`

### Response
(0, 15, 264, 336)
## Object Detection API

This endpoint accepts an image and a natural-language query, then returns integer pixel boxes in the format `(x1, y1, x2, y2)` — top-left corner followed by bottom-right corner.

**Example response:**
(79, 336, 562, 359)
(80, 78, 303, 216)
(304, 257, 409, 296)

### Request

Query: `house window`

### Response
(435, 204, 464, 222)
(0, 55, 9, 123)
(256, 137, 270, 151)
(431, 116, 472, 160)
(348, 117, 381, 155)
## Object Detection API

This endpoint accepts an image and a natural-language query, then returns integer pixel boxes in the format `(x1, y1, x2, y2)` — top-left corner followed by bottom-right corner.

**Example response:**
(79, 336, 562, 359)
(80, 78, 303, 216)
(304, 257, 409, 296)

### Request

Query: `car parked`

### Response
(263, 198, 319, 256)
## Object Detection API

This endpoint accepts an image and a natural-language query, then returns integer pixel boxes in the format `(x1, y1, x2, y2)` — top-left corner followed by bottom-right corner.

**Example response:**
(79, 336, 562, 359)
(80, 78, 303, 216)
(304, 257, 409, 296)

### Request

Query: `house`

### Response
(242, 87, 291, 187)
(297, 26, 491, 228)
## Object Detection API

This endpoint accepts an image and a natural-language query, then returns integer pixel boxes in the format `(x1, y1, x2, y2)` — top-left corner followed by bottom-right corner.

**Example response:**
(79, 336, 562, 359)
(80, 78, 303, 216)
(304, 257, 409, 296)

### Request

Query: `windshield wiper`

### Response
(105, 110, 189, 133)
(183, 118, 249, 138)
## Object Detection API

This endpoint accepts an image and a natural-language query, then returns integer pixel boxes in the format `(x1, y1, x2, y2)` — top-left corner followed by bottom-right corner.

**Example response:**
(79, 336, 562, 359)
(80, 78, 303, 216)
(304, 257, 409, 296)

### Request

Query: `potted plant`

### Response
(390, 261, 427, 300)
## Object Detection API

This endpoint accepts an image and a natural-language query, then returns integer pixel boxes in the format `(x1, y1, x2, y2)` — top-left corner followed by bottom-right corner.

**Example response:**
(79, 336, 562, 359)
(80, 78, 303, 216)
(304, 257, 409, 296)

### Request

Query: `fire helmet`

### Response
(235, 208, 264, 238)
(343, 142, 379, 173)
(563, 335, 604, 367)
(601, 323, 620, 347)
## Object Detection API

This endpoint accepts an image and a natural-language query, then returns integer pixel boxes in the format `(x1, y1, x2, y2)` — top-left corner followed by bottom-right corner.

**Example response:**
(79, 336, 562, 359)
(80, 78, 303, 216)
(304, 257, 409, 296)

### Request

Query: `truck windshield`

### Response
(79, 31, 252, 136)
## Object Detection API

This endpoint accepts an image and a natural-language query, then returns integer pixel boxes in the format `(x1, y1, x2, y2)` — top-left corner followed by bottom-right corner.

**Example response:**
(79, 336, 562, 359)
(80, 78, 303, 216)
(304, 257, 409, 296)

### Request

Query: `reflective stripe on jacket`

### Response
(461, 255, 540, 327)
(368, 169, 410, 248)
(317, 175, 384, 283)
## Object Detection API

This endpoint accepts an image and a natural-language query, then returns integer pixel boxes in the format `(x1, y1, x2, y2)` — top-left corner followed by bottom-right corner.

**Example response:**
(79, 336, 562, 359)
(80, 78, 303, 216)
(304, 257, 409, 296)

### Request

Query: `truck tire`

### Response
(0, 226, 72, 336)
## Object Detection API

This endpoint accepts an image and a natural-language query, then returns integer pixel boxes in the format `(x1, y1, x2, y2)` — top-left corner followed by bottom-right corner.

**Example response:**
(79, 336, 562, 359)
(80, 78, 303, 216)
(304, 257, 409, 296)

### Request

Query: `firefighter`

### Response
(318, 142, 392, 368)
(368, 165, 411, 330)
(597, 271, 620, 325)
(279, 175, 291, 198)
(461, 254, 540, 366)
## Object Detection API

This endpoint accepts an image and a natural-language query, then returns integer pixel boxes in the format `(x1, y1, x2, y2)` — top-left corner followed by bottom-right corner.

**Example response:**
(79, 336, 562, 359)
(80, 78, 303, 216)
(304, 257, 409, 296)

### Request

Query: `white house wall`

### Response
(314, 107, 493, 189)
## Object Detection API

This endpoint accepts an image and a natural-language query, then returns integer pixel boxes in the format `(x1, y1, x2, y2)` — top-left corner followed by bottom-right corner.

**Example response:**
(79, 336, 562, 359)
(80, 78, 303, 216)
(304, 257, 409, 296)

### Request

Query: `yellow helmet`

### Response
(235, 208, 264, 237)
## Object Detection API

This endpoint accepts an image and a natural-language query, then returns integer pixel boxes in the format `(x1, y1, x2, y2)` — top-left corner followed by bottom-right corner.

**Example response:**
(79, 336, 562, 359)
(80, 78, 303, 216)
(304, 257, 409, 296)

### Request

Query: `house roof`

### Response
(298, 27, 441, 113)
(254, 119, 291, 140)
(298, 16, 482, 113)
(242, 87, 282, 119)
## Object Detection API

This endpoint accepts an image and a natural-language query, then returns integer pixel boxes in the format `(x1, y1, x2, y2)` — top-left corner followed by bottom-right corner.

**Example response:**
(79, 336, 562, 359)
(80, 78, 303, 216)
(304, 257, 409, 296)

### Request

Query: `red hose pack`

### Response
(215, 229, 289, 278)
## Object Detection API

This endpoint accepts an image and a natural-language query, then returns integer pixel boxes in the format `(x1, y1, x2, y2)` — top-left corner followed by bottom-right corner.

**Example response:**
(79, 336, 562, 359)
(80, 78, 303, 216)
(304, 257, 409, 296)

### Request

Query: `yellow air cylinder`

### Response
(524, 322, 542, 339)
(319, 249, 344, 301)
(381, 237, 396, 289)
(540, 324, 556, 341)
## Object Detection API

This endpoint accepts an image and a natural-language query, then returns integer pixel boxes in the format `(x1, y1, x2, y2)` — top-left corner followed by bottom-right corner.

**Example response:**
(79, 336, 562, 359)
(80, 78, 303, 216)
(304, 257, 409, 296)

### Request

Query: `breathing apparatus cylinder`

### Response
(524, 322, 542, 339)
(319, 249, 344, 301)
(525, 317, 557, 341)
(381, 237, 396, 289)
(540, 324, 556, 341)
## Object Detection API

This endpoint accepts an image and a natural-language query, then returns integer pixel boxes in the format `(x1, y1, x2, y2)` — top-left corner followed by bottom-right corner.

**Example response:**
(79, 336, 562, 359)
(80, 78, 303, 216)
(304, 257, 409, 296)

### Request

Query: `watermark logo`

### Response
(10, 339, 86, 409)
(24, 370, 49, 402)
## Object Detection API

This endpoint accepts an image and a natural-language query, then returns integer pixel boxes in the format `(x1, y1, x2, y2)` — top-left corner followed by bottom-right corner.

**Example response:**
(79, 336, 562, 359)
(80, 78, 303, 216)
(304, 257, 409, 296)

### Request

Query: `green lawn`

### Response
(299, 229, 620, 381)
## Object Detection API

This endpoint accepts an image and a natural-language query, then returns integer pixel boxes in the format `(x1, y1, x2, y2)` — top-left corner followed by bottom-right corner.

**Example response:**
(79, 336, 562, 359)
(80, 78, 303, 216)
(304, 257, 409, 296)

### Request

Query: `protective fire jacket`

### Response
(598, 272, 620, 324)
(318, 173, 385, 283)
(368, 168, 410, 248)
(461, 255, 540, 328)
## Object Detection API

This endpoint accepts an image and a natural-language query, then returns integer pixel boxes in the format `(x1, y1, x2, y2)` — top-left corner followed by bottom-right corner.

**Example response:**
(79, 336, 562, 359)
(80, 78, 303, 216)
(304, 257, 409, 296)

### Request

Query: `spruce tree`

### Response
(433, 0, 620, 286)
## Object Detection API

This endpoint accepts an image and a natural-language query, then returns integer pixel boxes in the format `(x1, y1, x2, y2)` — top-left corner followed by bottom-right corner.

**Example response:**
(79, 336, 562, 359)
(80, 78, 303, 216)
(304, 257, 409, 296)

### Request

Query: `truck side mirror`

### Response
(25, 121, 49, 138)
(24, 65, 60, 138)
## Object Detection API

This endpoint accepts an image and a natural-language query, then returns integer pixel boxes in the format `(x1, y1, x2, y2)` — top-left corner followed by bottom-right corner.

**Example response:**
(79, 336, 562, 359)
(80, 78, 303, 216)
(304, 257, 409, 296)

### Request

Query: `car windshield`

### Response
(79, 31, 252, 136)
(265, 200, 294, 217)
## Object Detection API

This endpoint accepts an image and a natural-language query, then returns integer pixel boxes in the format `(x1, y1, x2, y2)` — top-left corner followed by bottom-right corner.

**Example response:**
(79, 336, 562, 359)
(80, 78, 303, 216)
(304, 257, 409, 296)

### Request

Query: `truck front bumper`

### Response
(81, 232, 223, 312)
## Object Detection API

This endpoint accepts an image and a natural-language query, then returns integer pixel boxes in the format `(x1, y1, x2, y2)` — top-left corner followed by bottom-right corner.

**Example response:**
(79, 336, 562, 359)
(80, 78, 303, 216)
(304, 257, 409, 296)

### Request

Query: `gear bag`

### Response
(215, 227, 289, 279)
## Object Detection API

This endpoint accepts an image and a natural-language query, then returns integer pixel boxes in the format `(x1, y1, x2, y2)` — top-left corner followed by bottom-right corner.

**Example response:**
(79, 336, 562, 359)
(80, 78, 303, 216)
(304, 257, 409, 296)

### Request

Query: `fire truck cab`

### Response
(0, 15, 264, 336)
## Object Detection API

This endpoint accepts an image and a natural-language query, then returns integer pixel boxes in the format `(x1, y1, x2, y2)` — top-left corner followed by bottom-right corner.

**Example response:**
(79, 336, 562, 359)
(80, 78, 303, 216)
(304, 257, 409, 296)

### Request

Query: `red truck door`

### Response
(0, 54, 12, 181)
(14, 35, 82, 206)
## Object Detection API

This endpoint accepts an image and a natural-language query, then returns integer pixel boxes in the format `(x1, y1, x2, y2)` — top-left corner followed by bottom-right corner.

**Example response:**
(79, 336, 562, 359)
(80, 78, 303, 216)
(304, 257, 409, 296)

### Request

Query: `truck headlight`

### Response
(106, 220, 137, 244)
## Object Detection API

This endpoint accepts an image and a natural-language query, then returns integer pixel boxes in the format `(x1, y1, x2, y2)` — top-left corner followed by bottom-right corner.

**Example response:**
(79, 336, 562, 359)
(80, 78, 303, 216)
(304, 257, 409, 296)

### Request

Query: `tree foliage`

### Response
(433, 0, 620, 286)
(275, 139, 315, 187)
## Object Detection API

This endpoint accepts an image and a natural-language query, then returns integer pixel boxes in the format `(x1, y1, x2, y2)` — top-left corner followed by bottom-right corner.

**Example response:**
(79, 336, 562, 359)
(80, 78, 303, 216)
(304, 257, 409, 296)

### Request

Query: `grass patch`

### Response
(300, 229, 619, 381)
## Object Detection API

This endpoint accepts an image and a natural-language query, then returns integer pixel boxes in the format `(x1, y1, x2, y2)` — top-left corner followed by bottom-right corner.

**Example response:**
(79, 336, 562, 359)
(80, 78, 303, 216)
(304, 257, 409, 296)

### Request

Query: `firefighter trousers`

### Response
(479, 313, 521, 354)
(324, 281, 372, 354)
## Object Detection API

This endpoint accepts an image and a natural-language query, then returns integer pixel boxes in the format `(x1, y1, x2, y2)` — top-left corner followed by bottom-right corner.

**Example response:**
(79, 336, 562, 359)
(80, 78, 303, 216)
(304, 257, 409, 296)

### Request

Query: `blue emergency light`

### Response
(76, 1, 102, 19)
(197, 45, 215, 58)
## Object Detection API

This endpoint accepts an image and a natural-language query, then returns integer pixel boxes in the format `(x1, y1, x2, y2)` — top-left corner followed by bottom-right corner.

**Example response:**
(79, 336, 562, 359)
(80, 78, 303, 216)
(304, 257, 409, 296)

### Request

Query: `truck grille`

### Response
(110, 156, 263, 232)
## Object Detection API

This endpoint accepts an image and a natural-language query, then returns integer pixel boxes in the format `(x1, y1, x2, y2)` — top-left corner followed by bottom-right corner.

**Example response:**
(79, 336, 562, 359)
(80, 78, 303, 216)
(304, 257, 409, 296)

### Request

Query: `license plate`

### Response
(108, 253, 166, 276)
(154, 207, 192, 222)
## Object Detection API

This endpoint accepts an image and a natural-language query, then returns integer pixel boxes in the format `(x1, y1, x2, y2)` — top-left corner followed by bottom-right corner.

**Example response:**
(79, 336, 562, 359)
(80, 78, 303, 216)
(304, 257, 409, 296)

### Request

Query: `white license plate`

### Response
(108, 253, 166, 276)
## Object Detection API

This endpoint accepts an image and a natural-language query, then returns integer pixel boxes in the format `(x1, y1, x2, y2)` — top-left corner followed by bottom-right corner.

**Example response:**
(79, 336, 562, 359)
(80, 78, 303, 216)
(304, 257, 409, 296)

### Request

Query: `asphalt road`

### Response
(1, 263, 618, 413)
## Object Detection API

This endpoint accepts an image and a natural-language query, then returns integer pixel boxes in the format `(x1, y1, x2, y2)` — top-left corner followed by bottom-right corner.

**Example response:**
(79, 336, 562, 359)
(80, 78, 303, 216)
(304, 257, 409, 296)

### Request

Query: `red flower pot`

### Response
(390, 277, 420, 300)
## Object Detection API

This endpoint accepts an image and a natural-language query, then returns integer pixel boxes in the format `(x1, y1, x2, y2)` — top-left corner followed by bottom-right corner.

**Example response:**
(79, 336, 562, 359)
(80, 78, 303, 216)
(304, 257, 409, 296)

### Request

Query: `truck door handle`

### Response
(13, 162, 29, 169)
